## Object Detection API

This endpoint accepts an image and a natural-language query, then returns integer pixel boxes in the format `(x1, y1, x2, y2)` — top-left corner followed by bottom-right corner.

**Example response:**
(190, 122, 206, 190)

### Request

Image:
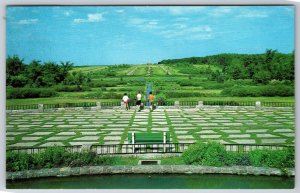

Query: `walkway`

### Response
(6, 108, 294, 148)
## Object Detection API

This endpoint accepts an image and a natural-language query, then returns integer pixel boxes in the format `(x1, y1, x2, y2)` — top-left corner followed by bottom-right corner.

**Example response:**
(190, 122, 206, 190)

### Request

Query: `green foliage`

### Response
(182, 142, 227, 166)
(6, 146, 118, 172)
(222, 86, 261, 97)
(182, 143, 294, 169)
(9, 75, 28, 87)
(166, 91, 218, 98)
(221, 85, 294, 97)
(54, 85, 91, 92)
(160, 156, 185, 165)
(82, 92, 125, 99)
(6, 56, 74, 88)
(253, 71, 272, 84)
(6, 151, 31, 171)
(249, 149, 295, 169)
(6, 55, 26, 76)
(7, 88, 57, 99)
(159, 50, 294, 82)
(63, 72, 91, 87)
(261, 85, 294, 97)
(209, 70, 225, 83)
(225, 152, 251, 166)
(88, 64, 130, 78)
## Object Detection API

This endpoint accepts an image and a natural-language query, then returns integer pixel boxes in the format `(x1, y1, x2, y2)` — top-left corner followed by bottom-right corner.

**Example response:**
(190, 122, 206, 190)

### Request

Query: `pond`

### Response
(7, 174, 294, 189)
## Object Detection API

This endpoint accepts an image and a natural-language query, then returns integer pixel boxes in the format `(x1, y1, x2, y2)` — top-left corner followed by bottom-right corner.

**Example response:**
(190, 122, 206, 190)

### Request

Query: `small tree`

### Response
(253, 70, 271, 84)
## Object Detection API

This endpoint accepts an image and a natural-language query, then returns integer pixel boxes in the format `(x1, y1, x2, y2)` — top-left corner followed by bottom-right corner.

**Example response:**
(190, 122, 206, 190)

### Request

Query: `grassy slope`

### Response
(6, 64, 294, 106)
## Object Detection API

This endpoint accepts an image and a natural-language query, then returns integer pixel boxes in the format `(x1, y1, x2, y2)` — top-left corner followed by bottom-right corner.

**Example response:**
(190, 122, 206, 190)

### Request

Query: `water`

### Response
(7, 174, 294, 189)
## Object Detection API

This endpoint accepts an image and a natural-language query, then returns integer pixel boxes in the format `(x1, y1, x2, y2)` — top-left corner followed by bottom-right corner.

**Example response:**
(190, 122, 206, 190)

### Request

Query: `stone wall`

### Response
(7, 165, 295, 180)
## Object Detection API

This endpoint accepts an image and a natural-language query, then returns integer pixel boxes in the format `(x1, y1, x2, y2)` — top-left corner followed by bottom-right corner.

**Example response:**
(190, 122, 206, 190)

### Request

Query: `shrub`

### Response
(249, 148, 295, 169)
(202, 142, 227, 166)
(182, 143, 294, 169)
(6, 146, 119, 172)
(221, 85, 294, 97)
(261, 85, 294, 97)
(221, 86, 261, 97)
(54, 85, 91, 92)
(166, 91, 218, 98)
(225, 152, 251, 166)
(7, 88, 57, 99)
(182, 142, 227, 166)
(6, 151, 32, 171)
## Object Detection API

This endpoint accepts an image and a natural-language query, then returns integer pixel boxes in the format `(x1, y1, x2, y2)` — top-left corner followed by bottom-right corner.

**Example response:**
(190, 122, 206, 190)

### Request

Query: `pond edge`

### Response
(7, 165, 295, 180)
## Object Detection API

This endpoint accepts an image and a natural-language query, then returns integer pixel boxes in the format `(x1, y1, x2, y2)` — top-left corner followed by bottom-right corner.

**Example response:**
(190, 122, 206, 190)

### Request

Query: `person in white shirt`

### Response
(136, 91, 142, 111)
(122, 93, 130, 110)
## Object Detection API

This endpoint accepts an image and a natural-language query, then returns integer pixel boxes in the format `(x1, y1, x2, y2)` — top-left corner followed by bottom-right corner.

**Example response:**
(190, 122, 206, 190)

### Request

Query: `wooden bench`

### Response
(128, 132, 170, 144)
(128, 132, 170, 152)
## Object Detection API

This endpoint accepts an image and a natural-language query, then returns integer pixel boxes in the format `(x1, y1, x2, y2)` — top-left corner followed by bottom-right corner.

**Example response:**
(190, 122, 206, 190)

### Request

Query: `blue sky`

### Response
(6, 6, 294, 66)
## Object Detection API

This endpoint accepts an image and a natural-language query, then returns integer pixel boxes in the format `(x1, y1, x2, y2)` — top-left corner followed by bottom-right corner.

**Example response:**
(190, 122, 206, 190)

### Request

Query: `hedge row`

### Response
(165, 91, 219, 98)
(53, 85, 91, 92)
(7, 147, 117, 172)
(221, 85, 294, 97)
(7, 88, 57, 99)
(182, 142, 294, 169)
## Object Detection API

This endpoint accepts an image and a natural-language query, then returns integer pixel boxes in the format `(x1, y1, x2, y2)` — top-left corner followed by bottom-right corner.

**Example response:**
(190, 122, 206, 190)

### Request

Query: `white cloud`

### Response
(127, 16, 212, 41)
(168, 7, 205, 15)
(187, 34, 212, 40)
(210, 7, 232, 17)
(128, 18, 147, 25)
(159, 25, 213, 40)
(127, 18, 162, 31)
(74, 13, 104, 23)
(64, 10, 74, 16)
(148, 21, 158, 25)
(115, 10, 124, 13)
(237, 11, 269, 18)
(134, 6, 205, 15)
(17, 19, 38, 25)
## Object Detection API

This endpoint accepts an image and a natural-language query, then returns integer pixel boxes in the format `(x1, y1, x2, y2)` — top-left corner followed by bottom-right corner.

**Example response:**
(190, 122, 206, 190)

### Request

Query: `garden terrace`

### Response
(6, 108, 294, 148)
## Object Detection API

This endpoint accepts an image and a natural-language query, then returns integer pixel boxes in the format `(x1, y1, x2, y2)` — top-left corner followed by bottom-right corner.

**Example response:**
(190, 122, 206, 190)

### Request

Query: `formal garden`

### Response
(6, 50, 295, 188)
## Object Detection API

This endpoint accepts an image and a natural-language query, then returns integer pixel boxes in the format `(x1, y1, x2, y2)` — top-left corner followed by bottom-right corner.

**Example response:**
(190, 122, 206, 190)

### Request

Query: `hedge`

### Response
(7, 88, 57, 99)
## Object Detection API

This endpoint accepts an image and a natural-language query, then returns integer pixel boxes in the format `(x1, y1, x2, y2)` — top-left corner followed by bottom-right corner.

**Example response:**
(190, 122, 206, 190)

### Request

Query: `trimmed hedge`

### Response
(221, 85, 294, 97)
(54, 85, 91, 92)
(182, 142, 227, 166)
(7, 88, 57, 99)
(165, 91, 218, 98)
(182, 142, 294, 169)
(6, 147, 117, 172)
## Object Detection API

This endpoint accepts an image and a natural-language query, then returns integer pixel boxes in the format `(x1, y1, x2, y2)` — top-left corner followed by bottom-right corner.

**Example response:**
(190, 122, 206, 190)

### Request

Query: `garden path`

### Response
(6, 108, 294, 148)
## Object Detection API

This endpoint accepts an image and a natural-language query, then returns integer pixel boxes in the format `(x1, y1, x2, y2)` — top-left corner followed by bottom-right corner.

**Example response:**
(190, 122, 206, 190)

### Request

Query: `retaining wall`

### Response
(7, 165, 295, 180)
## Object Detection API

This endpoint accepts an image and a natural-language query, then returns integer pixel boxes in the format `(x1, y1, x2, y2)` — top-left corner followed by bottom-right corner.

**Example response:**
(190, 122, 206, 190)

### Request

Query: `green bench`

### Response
(128, 132, 170, 144)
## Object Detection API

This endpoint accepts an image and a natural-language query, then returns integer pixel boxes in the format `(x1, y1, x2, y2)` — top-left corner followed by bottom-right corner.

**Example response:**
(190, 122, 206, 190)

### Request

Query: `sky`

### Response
(6, 6, 295, 66)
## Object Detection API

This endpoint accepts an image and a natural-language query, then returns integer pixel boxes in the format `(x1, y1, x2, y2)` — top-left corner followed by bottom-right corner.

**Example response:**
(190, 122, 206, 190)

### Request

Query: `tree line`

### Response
(158, 49, 294, 84)
(6, 55, 91, 88)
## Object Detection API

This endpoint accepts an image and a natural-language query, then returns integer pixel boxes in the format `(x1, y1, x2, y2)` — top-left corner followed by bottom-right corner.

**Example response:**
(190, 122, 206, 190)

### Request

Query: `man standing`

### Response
(136, 91, 142, 112)
(148, 91, 155, 112)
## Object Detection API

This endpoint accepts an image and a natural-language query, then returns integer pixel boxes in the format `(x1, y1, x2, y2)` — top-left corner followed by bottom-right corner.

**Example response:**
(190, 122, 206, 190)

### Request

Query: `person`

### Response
(148, 91, 155, 111)
(136, 91, 142, 112)
(122, 93, 130, 110)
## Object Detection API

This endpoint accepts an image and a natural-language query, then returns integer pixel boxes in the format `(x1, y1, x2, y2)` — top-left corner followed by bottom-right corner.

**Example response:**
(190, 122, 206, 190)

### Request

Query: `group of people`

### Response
(122, 91, 155, 112)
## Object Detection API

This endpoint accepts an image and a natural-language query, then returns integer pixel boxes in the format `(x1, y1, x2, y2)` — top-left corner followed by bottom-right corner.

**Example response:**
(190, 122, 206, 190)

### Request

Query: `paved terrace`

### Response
(6, 108, 294, 148)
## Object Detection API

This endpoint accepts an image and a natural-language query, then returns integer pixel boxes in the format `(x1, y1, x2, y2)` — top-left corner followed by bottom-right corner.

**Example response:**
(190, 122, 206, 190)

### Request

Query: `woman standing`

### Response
(122, 93, 130, 110)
